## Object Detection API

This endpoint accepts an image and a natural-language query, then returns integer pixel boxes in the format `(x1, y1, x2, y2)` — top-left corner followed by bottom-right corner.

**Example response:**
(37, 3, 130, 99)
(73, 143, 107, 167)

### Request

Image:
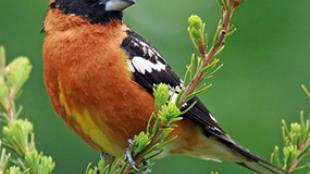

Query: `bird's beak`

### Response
(100, 0, 136, 11)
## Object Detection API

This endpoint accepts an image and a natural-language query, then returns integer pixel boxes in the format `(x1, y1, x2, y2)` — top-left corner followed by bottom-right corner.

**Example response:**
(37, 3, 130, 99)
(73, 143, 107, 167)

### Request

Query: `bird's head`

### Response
(50, 0, 136, 24)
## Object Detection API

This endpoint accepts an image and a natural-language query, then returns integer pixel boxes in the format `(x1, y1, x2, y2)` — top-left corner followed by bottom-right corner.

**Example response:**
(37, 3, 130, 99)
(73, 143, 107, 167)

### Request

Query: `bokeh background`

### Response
(0, 0, 309, 173)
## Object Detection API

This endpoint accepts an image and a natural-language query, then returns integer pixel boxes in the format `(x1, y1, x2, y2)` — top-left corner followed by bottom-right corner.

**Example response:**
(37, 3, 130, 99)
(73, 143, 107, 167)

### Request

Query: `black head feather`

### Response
(50, 0, 123, 24)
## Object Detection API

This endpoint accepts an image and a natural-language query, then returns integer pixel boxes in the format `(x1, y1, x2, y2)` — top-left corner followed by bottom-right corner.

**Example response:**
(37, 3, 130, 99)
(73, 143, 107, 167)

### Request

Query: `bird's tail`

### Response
(221, 138, 288, 174)
(237, 156, 287, 174)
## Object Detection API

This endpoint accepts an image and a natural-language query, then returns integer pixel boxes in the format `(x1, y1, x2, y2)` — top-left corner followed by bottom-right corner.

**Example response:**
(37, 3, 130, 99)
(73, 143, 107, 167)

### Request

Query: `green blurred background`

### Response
(0, 0, 309, 173)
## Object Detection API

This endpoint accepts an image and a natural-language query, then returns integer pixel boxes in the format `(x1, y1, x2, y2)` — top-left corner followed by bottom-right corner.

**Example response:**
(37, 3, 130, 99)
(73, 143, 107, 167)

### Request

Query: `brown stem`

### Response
(287, 136, 310, 173)
(177, 7, 235, 107)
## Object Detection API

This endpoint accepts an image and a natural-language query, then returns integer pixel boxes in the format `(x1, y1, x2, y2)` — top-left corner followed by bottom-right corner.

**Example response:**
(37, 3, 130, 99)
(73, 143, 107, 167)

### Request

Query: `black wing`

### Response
(121, 30, 229, 139)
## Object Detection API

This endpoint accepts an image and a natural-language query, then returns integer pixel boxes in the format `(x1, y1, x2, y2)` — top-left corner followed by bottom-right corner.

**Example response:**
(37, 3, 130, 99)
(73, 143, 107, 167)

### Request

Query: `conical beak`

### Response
(100, 0, 136, 11)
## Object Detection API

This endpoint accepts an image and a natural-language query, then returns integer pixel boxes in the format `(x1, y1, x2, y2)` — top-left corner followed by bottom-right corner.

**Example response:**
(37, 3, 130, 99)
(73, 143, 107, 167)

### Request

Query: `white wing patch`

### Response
(131, 56, 166, 74)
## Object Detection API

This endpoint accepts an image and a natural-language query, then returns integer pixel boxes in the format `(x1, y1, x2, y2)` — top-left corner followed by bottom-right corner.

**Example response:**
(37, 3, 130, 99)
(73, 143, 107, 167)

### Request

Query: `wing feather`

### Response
(121, 30, 227, 138)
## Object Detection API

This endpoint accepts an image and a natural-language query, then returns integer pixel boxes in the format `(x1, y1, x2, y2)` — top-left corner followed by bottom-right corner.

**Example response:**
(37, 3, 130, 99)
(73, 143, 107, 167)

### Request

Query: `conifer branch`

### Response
(271, 87, 310, 173)
(0, 46, 55, 174)
(178, 0, 241, 107)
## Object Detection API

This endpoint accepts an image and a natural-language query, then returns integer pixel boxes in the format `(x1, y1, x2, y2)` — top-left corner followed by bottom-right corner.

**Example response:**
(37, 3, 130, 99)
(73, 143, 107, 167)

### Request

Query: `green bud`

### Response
(38, 155, 55, 174)
(25, 151, 40, 173)
(25, 151, 55, 174)
(5, 57, 32, 99)
(188, 15, 203, 31)
(97, 160, 107, 173)
(289, 123, 302, 144)
(291, 123, 301, 131)
(2, 119, 35, 155)
(133, 131, 151, 155)
(6, 166, 23, 174)
(189, 28, 201, 41)
(86, 160, 107, 174)
(188, 15, 205, 42)
(153, 83, 170, 109)
(158, 103, 181, 124)
(283, 145, 298, 167)
(86, 168, 96, 174)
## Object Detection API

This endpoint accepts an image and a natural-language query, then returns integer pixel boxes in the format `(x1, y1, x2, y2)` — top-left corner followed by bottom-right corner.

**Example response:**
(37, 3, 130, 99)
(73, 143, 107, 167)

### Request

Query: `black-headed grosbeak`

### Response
(43, 0, 286, 173)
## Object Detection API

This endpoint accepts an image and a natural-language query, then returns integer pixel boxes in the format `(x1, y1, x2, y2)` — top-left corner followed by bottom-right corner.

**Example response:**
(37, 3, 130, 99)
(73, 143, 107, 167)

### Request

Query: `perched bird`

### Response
(43, 0, 287, 173)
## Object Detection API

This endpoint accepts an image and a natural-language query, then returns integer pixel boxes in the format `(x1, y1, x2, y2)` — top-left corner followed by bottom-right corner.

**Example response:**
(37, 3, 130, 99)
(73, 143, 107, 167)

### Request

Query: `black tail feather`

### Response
(218, 136, 288, 174)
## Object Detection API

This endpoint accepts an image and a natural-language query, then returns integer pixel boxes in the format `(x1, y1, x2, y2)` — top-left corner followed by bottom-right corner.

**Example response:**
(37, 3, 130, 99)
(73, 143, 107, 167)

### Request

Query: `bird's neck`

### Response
(50, 1, 123, 25)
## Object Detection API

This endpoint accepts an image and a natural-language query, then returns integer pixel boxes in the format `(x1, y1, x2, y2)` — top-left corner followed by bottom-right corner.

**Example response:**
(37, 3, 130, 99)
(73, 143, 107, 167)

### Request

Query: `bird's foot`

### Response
(124, 139, 150, 174)
(125, 139, 139, 171)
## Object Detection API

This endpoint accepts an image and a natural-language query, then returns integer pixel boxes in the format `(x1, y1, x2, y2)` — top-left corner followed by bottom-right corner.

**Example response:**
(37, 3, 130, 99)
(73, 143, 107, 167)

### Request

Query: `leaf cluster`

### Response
(0, 46, 55, 174)
(271, 86, 310, 173)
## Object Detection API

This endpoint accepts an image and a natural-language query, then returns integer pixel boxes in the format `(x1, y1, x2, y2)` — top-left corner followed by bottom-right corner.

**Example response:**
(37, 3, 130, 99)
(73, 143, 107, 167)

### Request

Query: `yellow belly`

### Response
(59, 89, 124, 157)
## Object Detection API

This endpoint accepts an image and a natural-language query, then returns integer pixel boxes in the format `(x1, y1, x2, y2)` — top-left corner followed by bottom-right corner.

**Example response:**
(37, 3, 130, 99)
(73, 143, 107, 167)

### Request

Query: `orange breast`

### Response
(43, 9, 156, 156)
(43, 9, 205, 157)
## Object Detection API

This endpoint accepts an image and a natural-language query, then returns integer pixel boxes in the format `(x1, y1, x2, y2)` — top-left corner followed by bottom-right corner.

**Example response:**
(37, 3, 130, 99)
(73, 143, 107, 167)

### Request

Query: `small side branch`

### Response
(178, 1, 238, 107)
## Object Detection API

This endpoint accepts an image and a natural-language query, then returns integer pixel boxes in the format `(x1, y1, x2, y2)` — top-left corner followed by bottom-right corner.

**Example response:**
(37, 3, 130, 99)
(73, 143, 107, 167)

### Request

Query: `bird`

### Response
(43, 0, 287, 173)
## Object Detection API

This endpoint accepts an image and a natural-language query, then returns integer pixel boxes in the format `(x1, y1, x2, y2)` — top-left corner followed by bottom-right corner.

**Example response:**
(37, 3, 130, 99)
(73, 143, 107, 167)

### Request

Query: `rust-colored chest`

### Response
(43, 9, 154, 156)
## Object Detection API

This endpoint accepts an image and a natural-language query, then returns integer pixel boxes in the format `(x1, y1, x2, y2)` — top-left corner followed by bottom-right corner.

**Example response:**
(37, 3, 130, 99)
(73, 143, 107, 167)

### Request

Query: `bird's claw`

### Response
(125, 139, 150, 174)
(125, 147, 139, 171)
(125, 139, 139, 172)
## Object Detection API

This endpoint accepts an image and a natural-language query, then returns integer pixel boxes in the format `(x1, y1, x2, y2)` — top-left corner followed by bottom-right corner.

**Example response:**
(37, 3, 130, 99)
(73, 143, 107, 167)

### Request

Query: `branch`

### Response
(178, 0, 239, 107)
